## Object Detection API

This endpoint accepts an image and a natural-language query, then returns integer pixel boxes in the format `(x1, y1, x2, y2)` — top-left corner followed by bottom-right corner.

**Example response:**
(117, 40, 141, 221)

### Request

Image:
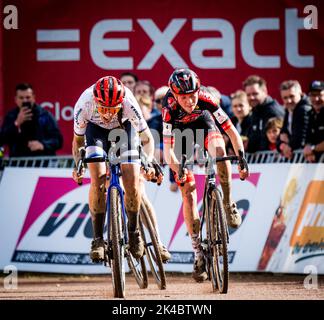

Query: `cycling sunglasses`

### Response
(97, 103, 121, 115)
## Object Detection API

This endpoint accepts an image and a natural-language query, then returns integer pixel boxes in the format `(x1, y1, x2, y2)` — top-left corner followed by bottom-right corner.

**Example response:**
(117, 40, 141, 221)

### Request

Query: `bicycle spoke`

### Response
(207, 188, 229, 294)
(140, 202, 166, 290)
(109, 187, 125, 298)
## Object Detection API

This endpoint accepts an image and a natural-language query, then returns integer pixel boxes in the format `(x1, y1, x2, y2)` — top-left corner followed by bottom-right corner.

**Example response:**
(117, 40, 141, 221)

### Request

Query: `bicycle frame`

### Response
(200, 154, 241, 231)
(106, 162, 128, 249)
(200, 157, 217, 235)
(80, 143, 160, 264)
(79, 142, 158, 297)
(178, 151, 246, 293)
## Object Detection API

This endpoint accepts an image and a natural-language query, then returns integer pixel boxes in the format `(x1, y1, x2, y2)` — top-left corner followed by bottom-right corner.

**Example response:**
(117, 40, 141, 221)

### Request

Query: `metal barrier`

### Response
(245, 149, 324, 163)
(0, 156, 75, 181)
(1, 156, 75, 169)
(0, 149, 323, 173)
(1, 150, 324, 168)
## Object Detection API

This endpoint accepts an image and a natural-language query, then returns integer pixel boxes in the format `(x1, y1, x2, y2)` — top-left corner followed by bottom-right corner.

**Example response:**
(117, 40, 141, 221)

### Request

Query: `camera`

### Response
(22, 101, 33, 109)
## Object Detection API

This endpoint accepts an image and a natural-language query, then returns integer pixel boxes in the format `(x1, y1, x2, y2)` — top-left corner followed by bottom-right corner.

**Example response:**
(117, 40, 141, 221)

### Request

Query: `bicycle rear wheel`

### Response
(209, 188, 229, 293)
(140, 201, 166, 290)
(109, 187, 126, 298)
(127, 231, 148, 289)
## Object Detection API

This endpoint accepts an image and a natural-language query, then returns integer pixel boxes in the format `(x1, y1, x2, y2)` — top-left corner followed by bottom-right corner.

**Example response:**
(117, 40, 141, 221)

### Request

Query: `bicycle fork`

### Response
(105, 166, 128, 267)
(200, 179, 218, 279)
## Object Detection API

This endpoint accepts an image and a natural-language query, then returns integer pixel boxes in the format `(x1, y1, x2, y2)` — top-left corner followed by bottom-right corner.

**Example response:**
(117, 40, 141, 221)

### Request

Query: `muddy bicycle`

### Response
(77, 144, 165, 297)
(131, 148, 167, 290)
(179, 151, 248, 293)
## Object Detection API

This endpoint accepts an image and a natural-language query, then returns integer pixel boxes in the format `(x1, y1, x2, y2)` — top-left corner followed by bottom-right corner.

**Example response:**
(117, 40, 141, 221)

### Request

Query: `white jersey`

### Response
(74, 85, 148, 135)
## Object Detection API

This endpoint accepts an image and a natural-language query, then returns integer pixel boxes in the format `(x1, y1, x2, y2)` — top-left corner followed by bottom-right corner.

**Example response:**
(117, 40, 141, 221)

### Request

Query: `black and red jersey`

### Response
(162, 86, 232, 138)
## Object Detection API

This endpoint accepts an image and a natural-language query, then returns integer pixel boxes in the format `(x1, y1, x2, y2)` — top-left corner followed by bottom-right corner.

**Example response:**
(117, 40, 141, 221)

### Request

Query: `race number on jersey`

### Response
(163, 122, 173, 136)
(213, 109, 227, 124)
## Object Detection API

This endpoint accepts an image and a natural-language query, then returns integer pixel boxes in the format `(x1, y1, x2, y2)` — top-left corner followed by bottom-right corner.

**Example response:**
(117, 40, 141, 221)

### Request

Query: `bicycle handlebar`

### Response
(214, 155, 248, 180)
(177, 152, 249, 184)
(139, 145, 164, 185)
(214, 155, 239, 162)
(76, 145, 164, 185)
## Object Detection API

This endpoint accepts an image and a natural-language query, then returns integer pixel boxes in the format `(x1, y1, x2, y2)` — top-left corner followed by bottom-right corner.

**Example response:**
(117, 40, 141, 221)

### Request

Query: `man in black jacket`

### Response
(243, 75, 284, 153)
(303, 80, 324, 162)
(0, 83, 63, 157)
(277, 80, 312, 159)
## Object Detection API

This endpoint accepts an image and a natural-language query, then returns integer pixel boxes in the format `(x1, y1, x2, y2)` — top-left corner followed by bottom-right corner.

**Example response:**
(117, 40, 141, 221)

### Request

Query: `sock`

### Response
(220, 181, 232, 205)
(217, 162, 232, 205)
(191, 233, 203, 259)
(127, 211, 139, 232)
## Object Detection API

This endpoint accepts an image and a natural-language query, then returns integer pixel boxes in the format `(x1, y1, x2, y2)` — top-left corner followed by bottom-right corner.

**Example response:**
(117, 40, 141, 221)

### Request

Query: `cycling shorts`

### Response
(171, 110, 224, 157)
(85, 121, 141, 164)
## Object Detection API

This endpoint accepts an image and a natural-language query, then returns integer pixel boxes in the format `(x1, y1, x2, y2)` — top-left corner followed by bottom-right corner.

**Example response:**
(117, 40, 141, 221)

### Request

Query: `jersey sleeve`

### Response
(73, 92, 90, 136)
(212, 108, 233, 131)
(199, 88, 233, 132)
(162, 93, 175, 145)
(123, 87, 148, 133)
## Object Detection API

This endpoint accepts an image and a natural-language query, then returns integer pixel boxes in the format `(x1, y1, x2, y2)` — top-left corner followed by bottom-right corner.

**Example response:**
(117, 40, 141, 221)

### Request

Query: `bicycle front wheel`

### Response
(210, 188, 229, 294)
(140, 201, 166, 290)
(109, 187, 126, 298)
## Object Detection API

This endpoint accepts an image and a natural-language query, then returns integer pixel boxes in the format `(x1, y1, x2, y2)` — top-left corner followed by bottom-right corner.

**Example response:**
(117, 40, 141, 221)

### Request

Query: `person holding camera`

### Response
(0, 83, 63, 157)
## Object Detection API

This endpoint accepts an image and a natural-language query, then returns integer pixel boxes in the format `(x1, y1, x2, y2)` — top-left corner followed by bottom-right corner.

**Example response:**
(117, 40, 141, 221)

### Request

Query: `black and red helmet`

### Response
(168, 68, 201, 94)
(93, 76, 125, 111)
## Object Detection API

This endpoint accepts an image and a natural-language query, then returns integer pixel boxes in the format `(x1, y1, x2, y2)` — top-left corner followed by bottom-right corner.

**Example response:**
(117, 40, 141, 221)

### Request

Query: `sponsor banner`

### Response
(0, 168, 107, 273)
(258, 164, 324, 274)
(2, 0, 323, 154)
(151, 164, 290, 272)
(0, 164, 323, 274)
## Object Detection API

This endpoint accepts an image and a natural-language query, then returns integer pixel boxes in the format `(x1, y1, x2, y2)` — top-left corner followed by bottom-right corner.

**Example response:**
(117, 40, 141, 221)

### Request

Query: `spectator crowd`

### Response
(122, 73, 324, 191)
(1, 74, 323, 191)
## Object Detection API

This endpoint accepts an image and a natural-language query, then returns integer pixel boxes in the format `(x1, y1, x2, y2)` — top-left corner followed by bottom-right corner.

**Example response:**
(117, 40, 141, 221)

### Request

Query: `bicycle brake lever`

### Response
(76, 162, 83, 186)
(178, 155, 187, 187)
(76, 147, 86, 185)
(238, 151, 249, 181)
(152, 160, 164, 186)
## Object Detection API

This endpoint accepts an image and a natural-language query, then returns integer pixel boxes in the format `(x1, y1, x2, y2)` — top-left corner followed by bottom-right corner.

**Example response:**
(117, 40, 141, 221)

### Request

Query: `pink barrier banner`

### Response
(2, 0, 323, 154)
(0, 164, 323, 274)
